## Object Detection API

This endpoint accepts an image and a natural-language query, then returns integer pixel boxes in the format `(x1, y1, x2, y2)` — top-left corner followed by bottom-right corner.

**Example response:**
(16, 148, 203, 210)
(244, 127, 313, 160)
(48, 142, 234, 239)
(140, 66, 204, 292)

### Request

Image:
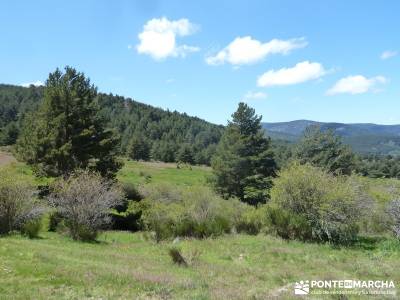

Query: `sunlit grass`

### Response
(117, 159, 212, 188)
(0, 231, 399, 299)
(1, 156, 400, 298)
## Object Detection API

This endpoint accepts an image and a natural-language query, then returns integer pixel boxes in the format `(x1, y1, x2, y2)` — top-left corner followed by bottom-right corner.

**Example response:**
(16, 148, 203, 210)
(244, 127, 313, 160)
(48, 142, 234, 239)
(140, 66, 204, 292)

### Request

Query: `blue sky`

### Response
(1, 0, 399, 125)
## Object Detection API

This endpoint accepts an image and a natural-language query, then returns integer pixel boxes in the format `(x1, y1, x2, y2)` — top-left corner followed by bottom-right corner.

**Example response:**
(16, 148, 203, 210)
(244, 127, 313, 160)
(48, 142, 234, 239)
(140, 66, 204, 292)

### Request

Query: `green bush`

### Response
(138, 185, 244, 241)
(110, 201, 143, 231)
(48, 211, 63, 232)
(174, 216, 231, 238)
(270, 162, 361, 244)
(234, 205, 266, 235)
(21, 218, 42, 239)
(265, 205, 311, 240)
(109, 183, 143, 231)
(121, 182, 142, 201)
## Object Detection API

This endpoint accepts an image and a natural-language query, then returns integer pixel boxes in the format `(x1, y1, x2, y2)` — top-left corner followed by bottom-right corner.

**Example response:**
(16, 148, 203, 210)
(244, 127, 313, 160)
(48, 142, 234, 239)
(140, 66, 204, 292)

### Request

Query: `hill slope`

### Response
(0, 84, 223, 164)
(2, 84, 400, 157)
(263, 120, 400, 155)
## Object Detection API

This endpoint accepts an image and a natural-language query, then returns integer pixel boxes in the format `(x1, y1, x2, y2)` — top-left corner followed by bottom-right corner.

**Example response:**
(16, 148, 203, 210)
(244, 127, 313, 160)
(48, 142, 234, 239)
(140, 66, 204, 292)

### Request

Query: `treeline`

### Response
(96, 93, 223, 164)
(272, 133, 400, 180)
(2, 67, 400, 176)
(0, 77, 223, 165)
(358, 154, 400, 178)
(0, 84, 43, 145)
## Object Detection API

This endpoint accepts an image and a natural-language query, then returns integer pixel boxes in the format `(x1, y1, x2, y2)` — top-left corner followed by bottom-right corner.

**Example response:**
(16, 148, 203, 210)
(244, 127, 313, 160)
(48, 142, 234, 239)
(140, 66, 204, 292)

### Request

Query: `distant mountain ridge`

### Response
(262, 120, 400, 156)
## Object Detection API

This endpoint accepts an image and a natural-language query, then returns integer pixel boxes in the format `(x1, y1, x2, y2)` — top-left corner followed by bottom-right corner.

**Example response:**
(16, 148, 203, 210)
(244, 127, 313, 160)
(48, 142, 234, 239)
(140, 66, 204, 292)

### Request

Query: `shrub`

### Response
(48, 170, 124, 241)
(0, 168, 46, 235)
(121, 182, 142, 201)
(168, 247, 188, 266)
(110, 182, 142, 230)
(110, 200, 143, 231)
(387, 199, 400, 238)
(265, 205, 311, 240)
(270, 162, 361, 244)
(234, 205, 266, 235)
(168, 247, 201, 267)
(21, 218, 42, 238)
(48, 211, 63, 232)
(139, 184, 182, 204)
(139, 185, 243, 240)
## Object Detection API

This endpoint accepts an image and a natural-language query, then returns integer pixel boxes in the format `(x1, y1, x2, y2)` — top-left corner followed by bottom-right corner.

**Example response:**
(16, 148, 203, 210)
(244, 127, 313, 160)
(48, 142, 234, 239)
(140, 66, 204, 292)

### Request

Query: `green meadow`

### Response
(117, 160, 211, 187)
(1, 155, 400, 299)
(1, 231, 399, 299)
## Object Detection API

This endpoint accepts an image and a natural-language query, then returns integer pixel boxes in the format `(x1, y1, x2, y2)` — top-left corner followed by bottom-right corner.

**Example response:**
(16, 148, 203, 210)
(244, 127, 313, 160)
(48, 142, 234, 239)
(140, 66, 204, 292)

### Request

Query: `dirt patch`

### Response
(0, 151, 16, 166)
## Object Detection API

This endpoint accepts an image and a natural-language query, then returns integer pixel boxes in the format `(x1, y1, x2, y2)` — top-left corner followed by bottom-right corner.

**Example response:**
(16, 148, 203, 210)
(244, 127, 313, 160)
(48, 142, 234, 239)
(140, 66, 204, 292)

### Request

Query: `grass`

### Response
(118, 159, 211, 188)
(0, 157, 210, 189)
(1, 231, 399, 299)
(1, 157, 400, 298)
(0, 161, 50, 186)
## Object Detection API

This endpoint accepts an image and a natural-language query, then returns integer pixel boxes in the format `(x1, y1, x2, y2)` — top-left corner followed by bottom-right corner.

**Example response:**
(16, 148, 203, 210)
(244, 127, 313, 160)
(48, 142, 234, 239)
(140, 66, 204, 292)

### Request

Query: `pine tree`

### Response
(16, 67, 122, 178)
(0, 122, 19, 145)
(295, 126, 356, 175)
(127, 134, 150, 161)
(211, 102, 276, 205)
(177, 144, 194, 164)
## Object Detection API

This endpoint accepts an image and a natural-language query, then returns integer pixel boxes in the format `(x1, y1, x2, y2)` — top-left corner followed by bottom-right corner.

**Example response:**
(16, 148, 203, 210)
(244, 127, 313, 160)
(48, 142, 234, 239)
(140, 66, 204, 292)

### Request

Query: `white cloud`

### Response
(243, 91, 267, 101)
(136, 17, 200, 60)
(165, 78, 175, 83)
(381, 50, 397, 60)
(206, 36, 307, 66)
(21, 80, 44, 87)
(257, 61, 326, 87)
(326, 75, 387, 95)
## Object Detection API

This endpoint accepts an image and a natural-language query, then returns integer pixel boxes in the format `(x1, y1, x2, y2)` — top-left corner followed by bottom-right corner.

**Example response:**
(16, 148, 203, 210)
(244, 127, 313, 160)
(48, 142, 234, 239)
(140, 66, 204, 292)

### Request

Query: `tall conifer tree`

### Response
(17, 67, 122, 178)
(211, 102, 276, 205)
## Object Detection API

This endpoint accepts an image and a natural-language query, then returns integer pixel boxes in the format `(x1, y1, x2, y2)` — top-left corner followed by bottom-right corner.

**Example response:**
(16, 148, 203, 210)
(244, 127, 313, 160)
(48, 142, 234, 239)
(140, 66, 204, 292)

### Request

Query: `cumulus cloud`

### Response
(136, 17, 200, 60)
(21, 80, 44, 87)
(206, 36, 307, 66)
(381, 50, 397, 60)
(257, 61, 326, 87)
(326, 75, 387, 95)
(243, 91, 267, 101)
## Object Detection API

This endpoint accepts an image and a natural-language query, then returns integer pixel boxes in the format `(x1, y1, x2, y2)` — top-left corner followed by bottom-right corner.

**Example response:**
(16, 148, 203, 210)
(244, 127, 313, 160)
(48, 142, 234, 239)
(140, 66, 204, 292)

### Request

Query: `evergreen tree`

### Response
(177, 144, 194, 164)
(295, 126, 356, 175)
(0, 122, 19, 145)
(211, 102, 276, 205)
(16, 67, 122, 178)
(150, 140, 176, 162)
(127, 135, 150, 161)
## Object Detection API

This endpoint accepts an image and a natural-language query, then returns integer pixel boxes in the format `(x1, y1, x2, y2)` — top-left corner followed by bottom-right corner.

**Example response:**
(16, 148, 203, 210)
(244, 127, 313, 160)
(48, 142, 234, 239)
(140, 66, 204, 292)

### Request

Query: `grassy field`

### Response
(1, 231, 399, 299)
(1, 154, 400, 299)
(0, 151, 211, 189)
(118, 160, 211, 187)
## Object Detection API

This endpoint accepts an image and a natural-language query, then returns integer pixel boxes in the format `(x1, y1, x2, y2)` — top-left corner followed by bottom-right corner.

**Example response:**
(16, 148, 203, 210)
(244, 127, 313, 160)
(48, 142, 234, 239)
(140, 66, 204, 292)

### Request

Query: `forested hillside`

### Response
(0, 84, 223, 164)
